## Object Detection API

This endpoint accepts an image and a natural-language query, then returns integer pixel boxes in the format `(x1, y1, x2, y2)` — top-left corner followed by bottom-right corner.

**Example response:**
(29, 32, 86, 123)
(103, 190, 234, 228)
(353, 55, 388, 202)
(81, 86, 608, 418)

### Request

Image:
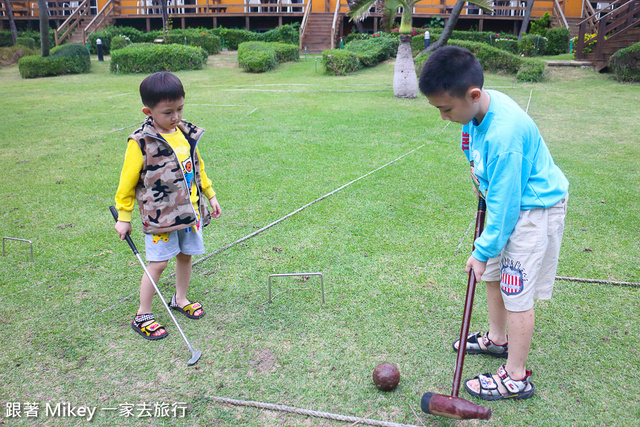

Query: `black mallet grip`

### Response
(109, 205, 139, 255)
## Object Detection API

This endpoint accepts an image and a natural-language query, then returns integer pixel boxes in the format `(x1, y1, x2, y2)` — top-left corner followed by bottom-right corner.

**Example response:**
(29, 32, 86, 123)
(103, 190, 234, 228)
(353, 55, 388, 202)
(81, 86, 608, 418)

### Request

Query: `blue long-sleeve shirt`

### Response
(462, 90, 569, 262)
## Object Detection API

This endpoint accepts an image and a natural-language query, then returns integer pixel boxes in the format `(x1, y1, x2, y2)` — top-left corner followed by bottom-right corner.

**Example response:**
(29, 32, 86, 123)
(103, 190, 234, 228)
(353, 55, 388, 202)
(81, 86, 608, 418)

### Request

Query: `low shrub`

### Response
(110, 35, 131, 51)
(545, 27, 570, 55)
(259, 23, 300, 45)
(0, 31, 13, 47)
(346, 37, 397, 67)
(415, 41, 542, 82)
(410, 30, 517, 55)
(268, 42, 299, 63)
(18, 43, 90, 78)
(88, 26, 146, 54)
(517, 58, 547, 82)
(163, 29, 222, 55)
(518, 34, 548, 56)
(237, 42, 277, 72)
(609, 42, 640, 82)
(494, 38, 518, 54)
(211, 28, 255, 50)
(0, 46, 38, 67)
(16, 36, 36, 50)
(322, 49, 361, 75)
(448, 40, 522, 74)
(110, 43, 207, 74)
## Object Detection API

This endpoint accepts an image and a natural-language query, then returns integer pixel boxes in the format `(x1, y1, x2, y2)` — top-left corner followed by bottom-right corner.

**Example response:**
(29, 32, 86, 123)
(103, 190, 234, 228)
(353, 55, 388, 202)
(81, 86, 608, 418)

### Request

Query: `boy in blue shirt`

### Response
(419, 46, 569, 401)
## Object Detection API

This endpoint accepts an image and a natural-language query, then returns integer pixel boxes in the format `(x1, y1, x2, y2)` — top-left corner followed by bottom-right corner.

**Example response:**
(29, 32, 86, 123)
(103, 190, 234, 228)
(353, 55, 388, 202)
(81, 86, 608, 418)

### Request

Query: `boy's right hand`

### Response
(115, 221, 132, 240)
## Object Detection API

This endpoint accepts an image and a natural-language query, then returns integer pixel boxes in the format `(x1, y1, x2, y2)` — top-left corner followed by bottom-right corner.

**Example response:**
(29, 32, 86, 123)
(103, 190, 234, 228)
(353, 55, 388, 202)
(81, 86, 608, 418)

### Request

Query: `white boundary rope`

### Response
(206, 395, 423, 427)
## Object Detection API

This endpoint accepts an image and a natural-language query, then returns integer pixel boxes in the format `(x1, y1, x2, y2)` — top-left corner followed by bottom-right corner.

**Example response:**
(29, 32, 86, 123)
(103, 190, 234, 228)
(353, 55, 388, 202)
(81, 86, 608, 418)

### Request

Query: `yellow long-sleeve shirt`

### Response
(115, 131, 216, 223)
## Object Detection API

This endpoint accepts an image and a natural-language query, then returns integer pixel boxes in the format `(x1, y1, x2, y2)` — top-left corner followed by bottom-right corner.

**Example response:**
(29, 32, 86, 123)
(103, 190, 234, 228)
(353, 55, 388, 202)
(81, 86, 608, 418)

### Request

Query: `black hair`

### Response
(418, 46, 484, 98)
(139, 72, 185, 108)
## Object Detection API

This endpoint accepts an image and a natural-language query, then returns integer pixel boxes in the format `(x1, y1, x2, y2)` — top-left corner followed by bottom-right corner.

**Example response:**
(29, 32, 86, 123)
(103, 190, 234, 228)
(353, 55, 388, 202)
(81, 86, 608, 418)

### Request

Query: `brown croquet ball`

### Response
(372, 362, 400, 391)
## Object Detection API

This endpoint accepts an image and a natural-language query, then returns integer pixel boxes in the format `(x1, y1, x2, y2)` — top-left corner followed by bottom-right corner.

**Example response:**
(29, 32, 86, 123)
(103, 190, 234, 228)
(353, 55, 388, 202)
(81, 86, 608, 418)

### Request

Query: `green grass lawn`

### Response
(0, 53, 638, 426)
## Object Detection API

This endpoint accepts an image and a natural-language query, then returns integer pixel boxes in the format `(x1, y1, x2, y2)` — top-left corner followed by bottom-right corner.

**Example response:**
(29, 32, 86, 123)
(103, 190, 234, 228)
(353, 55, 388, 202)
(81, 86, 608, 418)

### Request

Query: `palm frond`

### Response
(347, 0, 381, 21)
(380, 0, 404, 32)
(466, 0, 493, 14)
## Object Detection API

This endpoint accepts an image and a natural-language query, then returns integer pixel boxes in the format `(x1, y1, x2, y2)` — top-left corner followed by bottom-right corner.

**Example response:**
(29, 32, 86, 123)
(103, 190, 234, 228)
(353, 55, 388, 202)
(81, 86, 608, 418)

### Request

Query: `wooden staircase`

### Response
(575, 0, 640, 71)
(300, 12, 335, 53)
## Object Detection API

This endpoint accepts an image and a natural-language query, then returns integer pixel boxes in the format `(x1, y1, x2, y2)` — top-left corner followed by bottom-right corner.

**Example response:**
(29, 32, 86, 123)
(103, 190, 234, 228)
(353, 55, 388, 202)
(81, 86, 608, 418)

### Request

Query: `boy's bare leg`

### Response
(485, 280, 508, 346)
(174, 252, 203, 316)
(137, 260, 168, 337)
(466, 303, 535, 394)
(453, 280, 507, 351)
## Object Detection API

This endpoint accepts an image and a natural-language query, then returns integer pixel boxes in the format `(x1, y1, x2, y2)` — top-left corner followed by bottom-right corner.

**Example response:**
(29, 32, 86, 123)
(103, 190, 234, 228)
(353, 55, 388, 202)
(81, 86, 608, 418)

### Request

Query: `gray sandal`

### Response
(464, 365, 534, 401)
(452, 331, 508, 358)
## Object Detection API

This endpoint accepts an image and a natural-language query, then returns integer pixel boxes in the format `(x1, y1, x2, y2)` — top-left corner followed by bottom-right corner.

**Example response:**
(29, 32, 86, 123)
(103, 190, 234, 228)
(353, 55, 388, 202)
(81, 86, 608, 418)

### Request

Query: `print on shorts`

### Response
(500, 257, 527, 296)
(152, 232, 170, 244)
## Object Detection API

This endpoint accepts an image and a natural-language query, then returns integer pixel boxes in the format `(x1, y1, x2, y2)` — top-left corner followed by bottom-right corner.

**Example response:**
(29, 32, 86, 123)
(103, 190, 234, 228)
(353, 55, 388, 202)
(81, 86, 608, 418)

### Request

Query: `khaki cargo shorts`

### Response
(482, 194, 568, 312)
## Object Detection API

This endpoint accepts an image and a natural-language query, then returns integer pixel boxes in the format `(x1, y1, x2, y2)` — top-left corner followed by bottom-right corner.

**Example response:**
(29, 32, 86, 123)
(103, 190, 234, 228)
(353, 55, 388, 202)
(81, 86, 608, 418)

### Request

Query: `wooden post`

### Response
(246, 16, 250, 30)
(279, 15, 282, 26)
(213, 16, 217, 27)
(146, 17, 151, 32)
(181, 16, 185, 28)
(575, 21, 585, 59)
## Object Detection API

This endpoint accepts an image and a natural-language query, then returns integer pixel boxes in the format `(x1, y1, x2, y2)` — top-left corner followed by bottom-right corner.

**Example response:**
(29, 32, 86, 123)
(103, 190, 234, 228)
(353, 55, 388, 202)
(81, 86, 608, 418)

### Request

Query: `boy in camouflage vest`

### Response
(114, 72, 222, 340)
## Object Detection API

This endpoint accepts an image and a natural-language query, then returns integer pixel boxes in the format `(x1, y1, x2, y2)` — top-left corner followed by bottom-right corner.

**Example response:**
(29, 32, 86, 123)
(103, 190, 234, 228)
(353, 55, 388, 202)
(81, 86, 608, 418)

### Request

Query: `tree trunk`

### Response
(4, 0, 18, 44)
(420, 0, 465, 54)
(37, 0, 50, 56)
(393, 34, 418, 99)
(160, 0, 170, 33)
(518, 0, 535, 41)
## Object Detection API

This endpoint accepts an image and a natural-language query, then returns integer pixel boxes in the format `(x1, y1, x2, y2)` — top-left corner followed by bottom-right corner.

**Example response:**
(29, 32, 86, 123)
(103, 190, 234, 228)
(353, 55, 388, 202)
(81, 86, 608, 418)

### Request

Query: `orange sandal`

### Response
(132, 313, 168, 340)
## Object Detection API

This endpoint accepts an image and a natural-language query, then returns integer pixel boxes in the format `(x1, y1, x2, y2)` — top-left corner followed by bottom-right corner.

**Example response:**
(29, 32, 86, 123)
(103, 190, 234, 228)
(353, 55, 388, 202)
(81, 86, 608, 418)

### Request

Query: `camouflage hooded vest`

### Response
(128, 117, 211, 234)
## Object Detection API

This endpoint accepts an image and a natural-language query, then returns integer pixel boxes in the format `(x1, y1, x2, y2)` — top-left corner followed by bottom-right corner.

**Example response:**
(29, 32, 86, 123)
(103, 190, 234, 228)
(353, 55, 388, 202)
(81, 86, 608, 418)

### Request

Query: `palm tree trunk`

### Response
(393, 34, 418, 98)
(346, 0, 366, 33)
(421, 0, 466, 54)
(518, 0, 535, 41)
(160, 0, 170, 33)
(4, 0, 18, 44)
(37, 0, 50, 56)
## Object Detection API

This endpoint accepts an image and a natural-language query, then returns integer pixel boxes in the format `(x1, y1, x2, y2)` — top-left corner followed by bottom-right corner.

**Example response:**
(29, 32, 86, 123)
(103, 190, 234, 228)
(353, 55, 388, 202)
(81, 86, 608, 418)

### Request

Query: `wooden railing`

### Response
(54, 0, 90, 45)
(552, 0, 569, 28)
(575, 0, 640, 60)
(299, 0, 312, 49)
(84, 0, 117, 40)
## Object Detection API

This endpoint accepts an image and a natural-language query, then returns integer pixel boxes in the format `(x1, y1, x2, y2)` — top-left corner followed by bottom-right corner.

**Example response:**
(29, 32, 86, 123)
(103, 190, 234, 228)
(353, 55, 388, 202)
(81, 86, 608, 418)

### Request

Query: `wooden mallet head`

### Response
(421, 393, 491, 420)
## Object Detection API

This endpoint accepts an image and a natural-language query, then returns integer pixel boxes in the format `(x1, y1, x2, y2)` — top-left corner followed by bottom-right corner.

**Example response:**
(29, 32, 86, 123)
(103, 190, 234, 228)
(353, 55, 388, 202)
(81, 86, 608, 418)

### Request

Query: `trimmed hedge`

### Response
(269, 42, 299, 63)
(163, 30, 222, 55)
(238, 42, 277, 72)
(0, 31, 12, 47)
(213, 24, 300, 50)
(345, 37, 397, 66)
(410, 30, 518, 55)
(0, 46, 38, 67)
(18, 43, 90, 78)
(110, 43, 207, 74)
(415, 41, 546, 83)
(517, 58, 547, 82)
(610, 42, 640, 82)
(518, 34, 547, 56)
(321, 50, 362, 75)
(110, 35, 131, 51)
(88, 26, 148, 54)
(16, 36, 36, 50)
(237, 41, 298, 72)
(545, 27, 570, 55)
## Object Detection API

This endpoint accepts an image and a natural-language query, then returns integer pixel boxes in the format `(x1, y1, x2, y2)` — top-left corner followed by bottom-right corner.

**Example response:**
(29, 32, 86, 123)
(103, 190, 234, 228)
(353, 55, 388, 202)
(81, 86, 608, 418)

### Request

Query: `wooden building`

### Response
(1, 0, 639, 67)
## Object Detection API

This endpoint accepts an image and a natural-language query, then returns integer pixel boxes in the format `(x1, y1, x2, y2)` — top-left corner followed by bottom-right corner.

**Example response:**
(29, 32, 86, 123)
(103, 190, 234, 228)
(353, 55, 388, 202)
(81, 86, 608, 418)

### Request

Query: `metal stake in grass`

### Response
(109, 206, 202, 366)
(2, 236, 34, 262)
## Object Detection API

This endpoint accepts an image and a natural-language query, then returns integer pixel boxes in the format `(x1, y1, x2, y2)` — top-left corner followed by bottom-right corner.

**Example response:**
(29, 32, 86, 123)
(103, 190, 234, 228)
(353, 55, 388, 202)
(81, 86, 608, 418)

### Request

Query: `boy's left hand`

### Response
(465, 256, 486, 283)
(208, 196, 222, 219)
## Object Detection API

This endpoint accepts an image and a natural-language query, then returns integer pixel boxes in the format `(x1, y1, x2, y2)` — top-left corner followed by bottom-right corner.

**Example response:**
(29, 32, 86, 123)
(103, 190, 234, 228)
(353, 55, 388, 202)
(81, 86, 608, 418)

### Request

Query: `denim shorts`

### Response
(482, 194, 568, 312)
(144, 223, 205, 262)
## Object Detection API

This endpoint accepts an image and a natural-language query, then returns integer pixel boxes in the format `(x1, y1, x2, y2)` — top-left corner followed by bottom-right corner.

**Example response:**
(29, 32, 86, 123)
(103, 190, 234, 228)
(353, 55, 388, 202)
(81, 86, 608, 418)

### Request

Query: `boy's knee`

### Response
(149, 260, 169, 271)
